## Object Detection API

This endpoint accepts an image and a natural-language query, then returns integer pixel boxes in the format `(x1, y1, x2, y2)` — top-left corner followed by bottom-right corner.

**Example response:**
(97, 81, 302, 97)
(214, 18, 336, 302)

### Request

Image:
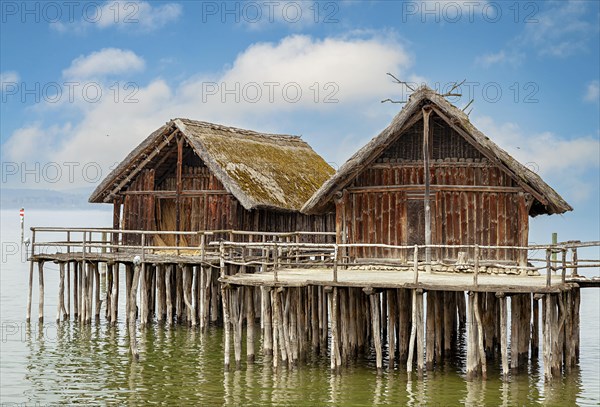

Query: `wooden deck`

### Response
(31, 251, 218, 265)
(221, 267, 576, 293)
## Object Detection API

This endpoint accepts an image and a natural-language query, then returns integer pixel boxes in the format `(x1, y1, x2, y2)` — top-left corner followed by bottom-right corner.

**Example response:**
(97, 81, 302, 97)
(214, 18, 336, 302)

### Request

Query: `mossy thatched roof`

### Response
(302, 86, 572, 217)
(89, 119, 334, 211)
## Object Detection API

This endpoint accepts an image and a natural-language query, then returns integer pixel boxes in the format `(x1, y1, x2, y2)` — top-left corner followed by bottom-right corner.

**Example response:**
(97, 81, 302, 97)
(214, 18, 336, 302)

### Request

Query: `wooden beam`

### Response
(121, 190, 230, 197)
(175, 136, 184, 246)
(112, 197, 122, 246)
(423, 107, 432, 271)
(105, 129, 177, 202)
(347, 185, 523, 194)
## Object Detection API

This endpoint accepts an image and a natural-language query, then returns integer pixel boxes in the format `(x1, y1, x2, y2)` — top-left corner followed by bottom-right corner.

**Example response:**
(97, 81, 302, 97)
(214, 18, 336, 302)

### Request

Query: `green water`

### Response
(1, 211, 599, 405)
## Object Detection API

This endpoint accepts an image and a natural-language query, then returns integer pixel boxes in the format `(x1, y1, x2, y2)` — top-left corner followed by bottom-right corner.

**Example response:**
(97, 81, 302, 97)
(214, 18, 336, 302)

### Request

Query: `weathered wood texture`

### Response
(338, 114, 531, 263)
(121, 150, 335, 247)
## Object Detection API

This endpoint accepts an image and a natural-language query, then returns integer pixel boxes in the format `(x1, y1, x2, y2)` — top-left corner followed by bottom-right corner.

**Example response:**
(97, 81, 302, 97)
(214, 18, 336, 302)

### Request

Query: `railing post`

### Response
(561, 248, 567, 283)
(200, 233, 206, 259)
(295, 233, 300, 266)
(333, 244, 338, 283)
(82, 231, 87, 259)
(141, 233, 146, 264)
(473, 245, 479, 287)
(219, 241, 225, 278)
(30, 228, 36, 258)
(545, 248, 552, 287)
(571, 247, 578, 277)
(273, 243, 279, 283)
(262, 235, 267, 273)
(413, 245, 419, 285)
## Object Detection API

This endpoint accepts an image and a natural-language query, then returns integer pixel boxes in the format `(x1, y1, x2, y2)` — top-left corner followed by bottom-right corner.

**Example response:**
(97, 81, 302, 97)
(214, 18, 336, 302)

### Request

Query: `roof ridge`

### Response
(174, 118, 304, 142)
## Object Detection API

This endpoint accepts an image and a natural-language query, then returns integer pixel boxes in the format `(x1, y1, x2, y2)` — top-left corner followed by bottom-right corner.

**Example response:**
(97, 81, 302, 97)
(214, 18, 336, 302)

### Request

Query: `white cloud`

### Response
(51, 1, 181, 33)
(474, 50, 523, 68)
(584, 80, 600, 103)
(63, 48, 145, 79)
(475, 1, 597, 66)
(521, 0, 595, 58)
(474, 115, 600, 202)
(2, 33, 413, 188)
(0, 71, 20, 92)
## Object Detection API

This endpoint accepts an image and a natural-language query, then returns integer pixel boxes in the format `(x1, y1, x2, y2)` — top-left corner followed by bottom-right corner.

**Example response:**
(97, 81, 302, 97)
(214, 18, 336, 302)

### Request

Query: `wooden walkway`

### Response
(221, 267, 576, 293)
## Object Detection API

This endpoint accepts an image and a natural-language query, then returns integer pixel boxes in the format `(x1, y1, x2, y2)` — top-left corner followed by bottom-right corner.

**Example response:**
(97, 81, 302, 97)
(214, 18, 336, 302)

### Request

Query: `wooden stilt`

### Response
(370, 292, 383, 373)
(182, 265, 196, 326)
(330, 287, 341, 371)
(156, 265, 165, 323)
(111, 263, 119, 324)
(466, 292, 479, 380)
(416, 289, 424, 375)
(276, 288, 288, 366)
(387, 289, 396, 369)
(80, 262, 86, 323)
(38, 261, 44, 322)
(199, 265, 206, 330)
(474, 293, 487, 379)
(262, 287, 272, 356)
(125, 263, 132, 322)
(398, 289, 410, 362)
(281, 289, 293, 365)
(56, 262, 65, 322)
(271, 289, 280, 368)
(232, 287, 243, 369)
(94, 263, 101, 321)
(106, 263, 113, 320)
(27, 260, 34, 323)
(310, 286, 319, 352)
(434, 291, 443, 363)
(289, 288, 299, 365)
(66, 262, 71, 318)
(426, 291, 435, 370)
(246, 286, 255, 363)
(175, 265, 183, 324)
(129, 262, 141, 360)
(87, 262, 93, 324)
(457, 291, 467, 326)
(510, 294, 519, 370)
(222, 285, 231, 370)
(407, 289, 417, 373)
(73, 262, 78, 319)
(531, 294, 539, 359)
(166, 265, 173, 325)
(543, 293, 552, 381)
(499, 294, 509, 380)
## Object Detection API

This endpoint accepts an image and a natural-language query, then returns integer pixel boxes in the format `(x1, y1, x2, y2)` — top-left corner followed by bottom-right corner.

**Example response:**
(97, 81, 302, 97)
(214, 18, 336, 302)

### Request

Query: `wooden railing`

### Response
(215, 240, 600, 287)
(28, 227, 336, 261)
(27, 227, 599, 287)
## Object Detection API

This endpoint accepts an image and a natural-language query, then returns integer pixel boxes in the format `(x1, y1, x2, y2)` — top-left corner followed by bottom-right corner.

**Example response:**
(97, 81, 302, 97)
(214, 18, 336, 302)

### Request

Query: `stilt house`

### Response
(302, 86, 572, 266)
(89, 119, 335, 246)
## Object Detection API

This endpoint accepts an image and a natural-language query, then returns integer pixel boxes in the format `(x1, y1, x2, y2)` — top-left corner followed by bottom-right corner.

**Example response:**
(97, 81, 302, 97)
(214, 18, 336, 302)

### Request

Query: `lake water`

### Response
(1, 210, 599, 405)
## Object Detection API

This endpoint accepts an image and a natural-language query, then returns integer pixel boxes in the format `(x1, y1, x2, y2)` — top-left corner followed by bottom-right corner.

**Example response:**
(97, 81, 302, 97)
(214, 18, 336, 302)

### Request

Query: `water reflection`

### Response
(12, 318, 595, 406)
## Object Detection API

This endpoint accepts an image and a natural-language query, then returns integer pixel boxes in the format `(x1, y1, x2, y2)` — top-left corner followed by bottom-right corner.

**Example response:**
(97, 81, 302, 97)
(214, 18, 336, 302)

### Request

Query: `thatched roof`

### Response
(302, 86, 572, 217)
(89, 118, 334, 211)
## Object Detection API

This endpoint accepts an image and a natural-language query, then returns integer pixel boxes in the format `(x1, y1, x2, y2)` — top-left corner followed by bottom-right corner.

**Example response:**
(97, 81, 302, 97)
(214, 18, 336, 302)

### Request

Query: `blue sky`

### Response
(1, 0, 599, 244)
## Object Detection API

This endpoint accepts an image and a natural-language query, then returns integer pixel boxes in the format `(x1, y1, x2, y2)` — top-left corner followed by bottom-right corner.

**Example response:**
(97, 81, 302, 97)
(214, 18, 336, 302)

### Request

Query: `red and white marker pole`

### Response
(20, 207, 25, 245)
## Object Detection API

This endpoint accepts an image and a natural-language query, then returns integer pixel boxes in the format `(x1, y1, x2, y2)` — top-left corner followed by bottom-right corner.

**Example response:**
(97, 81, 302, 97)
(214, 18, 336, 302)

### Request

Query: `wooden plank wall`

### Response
(122, 169, 155, 245)
(341, 115, 529, 263)
(123, 163, 335, 246)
